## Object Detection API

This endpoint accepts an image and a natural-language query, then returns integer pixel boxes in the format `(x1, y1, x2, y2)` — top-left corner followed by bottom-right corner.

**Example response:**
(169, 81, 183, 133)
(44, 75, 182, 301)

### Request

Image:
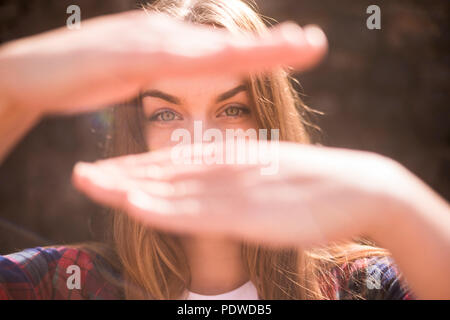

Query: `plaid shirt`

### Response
(0, 246, 415, 300)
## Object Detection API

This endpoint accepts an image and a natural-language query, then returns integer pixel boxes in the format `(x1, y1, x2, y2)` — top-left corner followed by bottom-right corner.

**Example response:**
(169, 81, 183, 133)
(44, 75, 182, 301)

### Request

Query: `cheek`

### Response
(241, 117, 259, 131)
(145, 125, 182, 151)
(214, 116, 259, 132)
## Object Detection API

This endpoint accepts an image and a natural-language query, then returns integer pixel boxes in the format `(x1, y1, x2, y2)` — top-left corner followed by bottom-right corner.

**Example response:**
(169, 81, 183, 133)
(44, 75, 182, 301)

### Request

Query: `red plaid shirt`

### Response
(0, 246, 415, 300)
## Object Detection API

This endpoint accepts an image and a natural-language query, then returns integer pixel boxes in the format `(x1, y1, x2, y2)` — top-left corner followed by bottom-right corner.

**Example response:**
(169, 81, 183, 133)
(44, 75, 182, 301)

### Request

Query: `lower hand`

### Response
(72, 142, 411, 248)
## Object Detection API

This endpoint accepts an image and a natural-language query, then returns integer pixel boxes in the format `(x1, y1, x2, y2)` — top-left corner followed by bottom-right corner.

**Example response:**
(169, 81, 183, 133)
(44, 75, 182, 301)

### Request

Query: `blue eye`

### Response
(218, 105, 251, 118)
(149, 109, 182, 122)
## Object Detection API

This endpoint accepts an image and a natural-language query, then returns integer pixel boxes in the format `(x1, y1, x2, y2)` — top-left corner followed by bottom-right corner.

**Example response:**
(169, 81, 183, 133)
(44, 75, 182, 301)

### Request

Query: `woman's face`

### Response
(141, 75, 258, 150)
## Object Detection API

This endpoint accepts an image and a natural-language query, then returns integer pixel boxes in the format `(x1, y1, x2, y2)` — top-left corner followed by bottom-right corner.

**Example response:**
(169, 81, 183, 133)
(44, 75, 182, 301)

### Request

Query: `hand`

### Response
(0, 10, 327, 116)
(72, 141, 450, 299)
(71, 142, 409, 248)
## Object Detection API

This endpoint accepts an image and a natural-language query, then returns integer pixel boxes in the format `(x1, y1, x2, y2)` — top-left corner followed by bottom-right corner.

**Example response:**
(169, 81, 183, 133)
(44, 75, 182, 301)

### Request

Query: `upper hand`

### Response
(0, 10, 327, 115)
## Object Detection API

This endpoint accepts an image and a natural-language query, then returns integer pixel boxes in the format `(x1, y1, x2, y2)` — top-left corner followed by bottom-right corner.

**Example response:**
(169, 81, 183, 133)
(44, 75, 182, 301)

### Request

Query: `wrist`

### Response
(0, 98, 42, 164)
(363, 158, 420, 247)
(0, 41, 44, 117)
(365, 158, 447, 249)
(364, 160, 450, 299)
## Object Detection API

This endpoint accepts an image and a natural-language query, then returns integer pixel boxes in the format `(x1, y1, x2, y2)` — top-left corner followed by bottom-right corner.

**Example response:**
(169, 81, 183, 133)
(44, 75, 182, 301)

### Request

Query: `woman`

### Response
(0, 0, 448, 300)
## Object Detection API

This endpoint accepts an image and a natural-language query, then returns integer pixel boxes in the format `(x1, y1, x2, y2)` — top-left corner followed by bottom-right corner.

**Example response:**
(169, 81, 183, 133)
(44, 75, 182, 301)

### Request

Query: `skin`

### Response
(0, 10, 449, 299)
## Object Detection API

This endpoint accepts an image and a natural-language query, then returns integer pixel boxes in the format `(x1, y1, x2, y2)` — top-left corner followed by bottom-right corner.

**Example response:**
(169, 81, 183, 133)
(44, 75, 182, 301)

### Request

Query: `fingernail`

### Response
(74, 162, 95, 177)
(304, 25, 327, 48)
(279, 21, 305, 46)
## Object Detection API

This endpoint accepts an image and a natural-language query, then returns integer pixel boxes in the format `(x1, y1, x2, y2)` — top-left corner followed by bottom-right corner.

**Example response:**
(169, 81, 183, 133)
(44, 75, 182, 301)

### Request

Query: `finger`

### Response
(72, 162, 131, 209)
(72, 161, 179, 206)
(125, 190, 213, 235)
(125, 189, 256, 239)
(72, 163, 190, 232)
(87, 142, 262, 182)
(164, 22, 328, 77)
(224, 23, 328, 73)
(120, 17, 328, 82)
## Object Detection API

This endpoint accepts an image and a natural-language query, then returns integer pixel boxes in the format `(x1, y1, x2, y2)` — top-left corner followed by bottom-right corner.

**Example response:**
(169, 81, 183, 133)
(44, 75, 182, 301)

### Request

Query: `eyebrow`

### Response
(140, 90, 180, 104)
(215, 84, 247, 103)
(139, 84, 247, 105)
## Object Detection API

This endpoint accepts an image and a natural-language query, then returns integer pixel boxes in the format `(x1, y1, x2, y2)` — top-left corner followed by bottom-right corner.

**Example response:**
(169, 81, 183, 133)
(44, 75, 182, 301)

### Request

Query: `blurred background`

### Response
(0, 0, 448, 253)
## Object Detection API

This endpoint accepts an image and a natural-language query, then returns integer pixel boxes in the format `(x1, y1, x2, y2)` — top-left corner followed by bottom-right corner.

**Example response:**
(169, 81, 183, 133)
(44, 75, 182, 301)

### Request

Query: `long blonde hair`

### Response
(81, 0, 391, 300)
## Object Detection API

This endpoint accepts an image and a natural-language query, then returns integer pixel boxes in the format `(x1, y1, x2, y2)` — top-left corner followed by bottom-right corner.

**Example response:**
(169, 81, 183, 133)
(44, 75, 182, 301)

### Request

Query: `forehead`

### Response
(143, 74, 247, 100)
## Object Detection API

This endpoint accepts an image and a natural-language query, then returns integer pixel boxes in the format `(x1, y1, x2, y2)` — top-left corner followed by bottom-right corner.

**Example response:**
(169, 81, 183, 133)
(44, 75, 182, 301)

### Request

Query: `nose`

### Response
(185, 118, 223, 144)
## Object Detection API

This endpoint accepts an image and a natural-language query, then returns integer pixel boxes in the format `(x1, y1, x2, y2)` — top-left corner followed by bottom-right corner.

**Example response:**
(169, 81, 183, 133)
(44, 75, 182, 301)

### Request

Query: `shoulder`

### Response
(326, 255, 416, 300)
(0, 245, 122, 299)
(0, 246, 69, 299)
